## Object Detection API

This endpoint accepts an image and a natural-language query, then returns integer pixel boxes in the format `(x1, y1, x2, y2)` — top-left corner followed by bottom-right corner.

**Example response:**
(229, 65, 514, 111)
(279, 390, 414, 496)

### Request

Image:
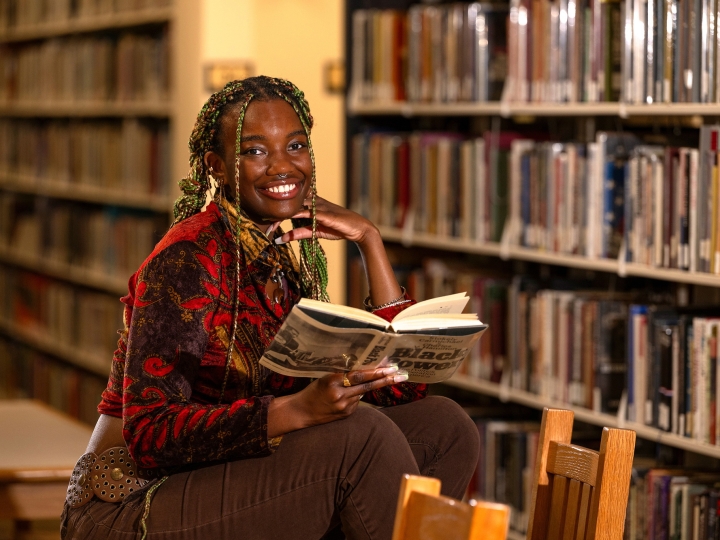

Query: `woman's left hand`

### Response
(274, 197, 378, 246)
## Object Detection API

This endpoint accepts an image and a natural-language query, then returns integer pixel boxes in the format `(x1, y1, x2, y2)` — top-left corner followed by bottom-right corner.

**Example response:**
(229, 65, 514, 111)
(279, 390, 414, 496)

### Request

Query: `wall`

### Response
(200, 0, 346, 303)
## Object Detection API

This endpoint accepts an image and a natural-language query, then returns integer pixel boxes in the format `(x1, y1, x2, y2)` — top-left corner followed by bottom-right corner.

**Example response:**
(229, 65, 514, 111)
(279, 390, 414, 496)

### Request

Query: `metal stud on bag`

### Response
(66, 453, 97, 508)
(91, 447, 148, 503)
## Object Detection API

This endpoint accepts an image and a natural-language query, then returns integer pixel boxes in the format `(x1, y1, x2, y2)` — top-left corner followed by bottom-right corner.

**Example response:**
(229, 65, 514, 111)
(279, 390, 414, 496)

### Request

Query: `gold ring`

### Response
(342, 373, 352, 387)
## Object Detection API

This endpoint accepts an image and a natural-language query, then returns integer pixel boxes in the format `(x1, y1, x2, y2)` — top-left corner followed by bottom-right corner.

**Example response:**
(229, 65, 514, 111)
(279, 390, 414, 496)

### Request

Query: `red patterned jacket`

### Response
(98, 202, 427, 469)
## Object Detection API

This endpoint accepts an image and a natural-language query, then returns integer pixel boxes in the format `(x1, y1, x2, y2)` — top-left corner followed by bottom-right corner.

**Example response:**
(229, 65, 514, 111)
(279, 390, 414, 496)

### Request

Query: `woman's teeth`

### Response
(267, 184, 295, 194)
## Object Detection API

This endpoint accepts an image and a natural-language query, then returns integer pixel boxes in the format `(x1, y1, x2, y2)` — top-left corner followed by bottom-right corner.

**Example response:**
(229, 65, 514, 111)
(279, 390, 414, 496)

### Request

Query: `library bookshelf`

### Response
(0, 0, 202, 426)
(346, 0, 720, 536)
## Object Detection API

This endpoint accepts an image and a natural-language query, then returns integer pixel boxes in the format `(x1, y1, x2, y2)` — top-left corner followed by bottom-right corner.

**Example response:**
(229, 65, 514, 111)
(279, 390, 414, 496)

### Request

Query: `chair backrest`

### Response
(526, 408, 636, 540)
(392, 474, 510, 540)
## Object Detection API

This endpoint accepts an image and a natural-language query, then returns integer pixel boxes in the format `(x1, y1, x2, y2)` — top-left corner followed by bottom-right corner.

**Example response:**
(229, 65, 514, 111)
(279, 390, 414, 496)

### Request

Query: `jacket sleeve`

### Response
(121, 238, 275, 469)
(361, 293, 429, 407)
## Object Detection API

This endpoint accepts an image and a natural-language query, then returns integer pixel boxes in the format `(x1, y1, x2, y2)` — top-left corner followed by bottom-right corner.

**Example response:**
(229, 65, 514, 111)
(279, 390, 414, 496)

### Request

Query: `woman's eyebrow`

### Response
(240, 134, 265, 142)
(287, 130, 306, 138)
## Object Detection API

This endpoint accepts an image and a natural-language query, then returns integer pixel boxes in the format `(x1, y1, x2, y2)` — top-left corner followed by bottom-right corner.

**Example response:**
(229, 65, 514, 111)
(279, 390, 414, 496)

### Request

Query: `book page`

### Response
(362, 326, 488, 383)
(259, 307, 385, 379)
(391, 292, 470, 322)
(297, 298, 389, 328)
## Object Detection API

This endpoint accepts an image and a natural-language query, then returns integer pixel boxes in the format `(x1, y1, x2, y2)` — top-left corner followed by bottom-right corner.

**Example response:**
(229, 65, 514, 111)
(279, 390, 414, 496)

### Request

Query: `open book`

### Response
(259, 293, 488, 383)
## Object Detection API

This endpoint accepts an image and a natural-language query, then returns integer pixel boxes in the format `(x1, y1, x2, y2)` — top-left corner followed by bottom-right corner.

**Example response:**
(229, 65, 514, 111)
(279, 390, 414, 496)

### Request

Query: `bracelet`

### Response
(364, 287, 409, 312)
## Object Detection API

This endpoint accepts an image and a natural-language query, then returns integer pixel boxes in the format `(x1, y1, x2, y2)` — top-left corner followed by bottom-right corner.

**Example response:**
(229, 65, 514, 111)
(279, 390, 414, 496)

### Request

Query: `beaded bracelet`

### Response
(363, 287, 409, 312)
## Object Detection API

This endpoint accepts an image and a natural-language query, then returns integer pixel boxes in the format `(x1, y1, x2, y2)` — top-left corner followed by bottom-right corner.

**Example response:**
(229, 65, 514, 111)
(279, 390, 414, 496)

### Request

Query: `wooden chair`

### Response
(526, 408, 636, 540)
(391, 474, 510, 540)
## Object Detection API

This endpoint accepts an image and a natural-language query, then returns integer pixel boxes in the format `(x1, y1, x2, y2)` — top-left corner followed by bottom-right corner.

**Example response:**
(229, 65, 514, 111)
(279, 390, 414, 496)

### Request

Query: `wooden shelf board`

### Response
(0, 7, 173, 42)
(0, 101, 171, 117)
(348, 99, 720, 118)
(0, 318, 110, 377)
(446, 374, 720, 459)
(0, 174, 173, 212)
(378, 227, 720, 287)
(0, 244, 128, 296)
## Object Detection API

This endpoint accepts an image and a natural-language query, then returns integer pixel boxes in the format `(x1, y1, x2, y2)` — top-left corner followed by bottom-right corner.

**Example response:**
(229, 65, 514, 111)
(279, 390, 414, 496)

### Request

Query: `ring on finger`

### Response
(342, 373, 352, 387)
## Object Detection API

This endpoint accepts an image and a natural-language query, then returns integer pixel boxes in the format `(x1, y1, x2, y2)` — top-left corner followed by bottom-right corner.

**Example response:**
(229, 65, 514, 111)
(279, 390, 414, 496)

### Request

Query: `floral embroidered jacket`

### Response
(97, 202, 427, 469)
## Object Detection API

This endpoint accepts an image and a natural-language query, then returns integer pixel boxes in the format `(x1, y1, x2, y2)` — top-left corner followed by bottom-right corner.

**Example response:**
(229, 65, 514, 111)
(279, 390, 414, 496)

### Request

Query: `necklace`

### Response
(266, 265, 285, 306)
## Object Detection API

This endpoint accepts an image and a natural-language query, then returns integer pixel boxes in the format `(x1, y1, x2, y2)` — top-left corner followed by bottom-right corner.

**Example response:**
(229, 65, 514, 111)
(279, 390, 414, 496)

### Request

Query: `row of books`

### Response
(0, 118, 172, 197)
(350, 127, 720, 274)
(0, 30, 169, 103)
(351, 5, 507, 103)
(0, 192, 165, 279)
(0, 336, 106, 426)
(377, 257, 720, 443)
(627, 307, 720, 444)
(0, 0, 171, 31)
(0, 265, 123, 361)
(627, 467, 720, 540)
(351, 0, 720, 104)
(470, 418, 539, 533)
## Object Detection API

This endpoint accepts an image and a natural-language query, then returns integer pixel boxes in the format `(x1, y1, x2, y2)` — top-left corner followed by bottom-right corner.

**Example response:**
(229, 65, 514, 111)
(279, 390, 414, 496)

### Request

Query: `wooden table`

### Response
(0, 400, 92, 538)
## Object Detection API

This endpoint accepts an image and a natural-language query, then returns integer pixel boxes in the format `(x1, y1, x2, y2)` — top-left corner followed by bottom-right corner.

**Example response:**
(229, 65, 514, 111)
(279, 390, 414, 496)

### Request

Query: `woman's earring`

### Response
(209, 167, 223, 202)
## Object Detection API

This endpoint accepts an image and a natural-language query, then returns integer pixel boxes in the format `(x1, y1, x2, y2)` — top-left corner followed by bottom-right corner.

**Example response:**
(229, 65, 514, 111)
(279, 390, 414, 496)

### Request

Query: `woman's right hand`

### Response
(267, 363, 407, 437)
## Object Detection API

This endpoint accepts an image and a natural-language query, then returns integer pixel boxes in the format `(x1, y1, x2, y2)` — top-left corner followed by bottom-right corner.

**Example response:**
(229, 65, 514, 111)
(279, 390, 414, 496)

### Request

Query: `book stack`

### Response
(627, 306, 720, 443)
(626, 467, 720, 539)
(351, 4, 508, 103)
(351, 130, 511, 243)
(0, 30, 169, 104)
(471, 419, 540, 534)
(0, 336, 106, 425)
(0, 0, 171, 32)
(0, 192, 164, 280)
(0, 264, 123, 363)
(351, 127, 720, 275)
(0, 118, 171, 197)
(352, 0, 720, 104)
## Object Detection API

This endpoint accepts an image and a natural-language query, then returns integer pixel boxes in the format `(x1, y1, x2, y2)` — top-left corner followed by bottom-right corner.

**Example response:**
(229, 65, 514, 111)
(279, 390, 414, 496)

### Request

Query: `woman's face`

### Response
(218, 98, 312, 229)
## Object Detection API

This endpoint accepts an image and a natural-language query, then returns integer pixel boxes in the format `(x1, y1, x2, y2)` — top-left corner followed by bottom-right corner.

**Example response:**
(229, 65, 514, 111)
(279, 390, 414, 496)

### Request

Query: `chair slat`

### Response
(392, 475, 442, 540)
(586, 428, 636, 540)
(562, 478, 582, 540)
(468, 500, 510, 540)
(547, 442, 599, 486)
(575, 483, 593, 540)
(527, 409, 574, 540)
(547, 475, 569, 540)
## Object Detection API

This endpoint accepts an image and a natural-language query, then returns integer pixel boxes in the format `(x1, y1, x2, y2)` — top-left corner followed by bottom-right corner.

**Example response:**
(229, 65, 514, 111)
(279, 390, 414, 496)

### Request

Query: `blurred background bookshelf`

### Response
(345, 0, 720, 537)
(0, 0, 196, 434)
(0, 0, 346, 439)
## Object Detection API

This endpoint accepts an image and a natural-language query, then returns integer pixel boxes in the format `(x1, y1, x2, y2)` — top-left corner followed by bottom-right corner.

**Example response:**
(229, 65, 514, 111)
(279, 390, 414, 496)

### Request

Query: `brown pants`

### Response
(62, 396, 479, 540)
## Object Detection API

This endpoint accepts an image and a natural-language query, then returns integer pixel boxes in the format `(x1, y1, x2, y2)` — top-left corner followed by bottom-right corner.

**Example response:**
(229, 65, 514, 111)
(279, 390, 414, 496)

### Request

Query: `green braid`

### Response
(172, 76, 330, 302)
(172, 80, 247, 223)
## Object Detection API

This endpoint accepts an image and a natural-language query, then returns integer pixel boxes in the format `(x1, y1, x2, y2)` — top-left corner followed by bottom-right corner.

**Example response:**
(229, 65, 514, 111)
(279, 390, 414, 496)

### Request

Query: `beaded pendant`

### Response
(266, 267, 285, 306)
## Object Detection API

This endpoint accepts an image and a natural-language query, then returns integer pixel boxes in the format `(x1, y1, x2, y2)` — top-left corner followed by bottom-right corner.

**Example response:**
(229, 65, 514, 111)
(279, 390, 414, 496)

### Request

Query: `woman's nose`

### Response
(266, 151, 293, 177)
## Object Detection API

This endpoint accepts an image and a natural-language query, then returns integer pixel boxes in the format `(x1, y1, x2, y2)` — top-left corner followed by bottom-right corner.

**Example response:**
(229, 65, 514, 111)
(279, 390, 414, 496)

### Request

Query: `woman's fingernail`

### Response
(274, 237, 286, 245)
(382, 365, 399, 375)
(393, 372, 409, 383)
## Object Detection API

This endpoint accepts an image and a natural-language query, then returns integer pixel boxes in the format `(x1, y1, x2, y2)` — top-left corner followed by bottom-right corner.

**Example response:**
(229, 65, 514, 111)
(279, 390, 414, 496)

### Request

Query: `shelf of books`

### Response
(449, 374, 720, 459)
(0, 0, 198, 423)
(347, 0, 720, 536)
(0, 5, 172, 43)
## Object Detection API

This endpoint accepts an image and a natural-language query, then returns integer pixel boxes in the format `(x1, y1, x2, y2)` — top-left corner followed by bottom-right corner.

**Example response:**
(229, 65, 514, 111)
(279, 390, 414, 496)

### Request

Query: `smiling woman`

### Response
(59, 76, 480, 540)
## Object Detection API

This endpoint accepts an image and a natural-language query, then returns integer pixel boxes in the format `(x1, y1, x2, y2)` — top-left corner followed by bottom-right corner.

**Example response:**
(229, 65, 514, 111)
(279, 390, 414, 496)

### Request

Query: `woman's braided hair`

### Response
(172, 76, 330, 302)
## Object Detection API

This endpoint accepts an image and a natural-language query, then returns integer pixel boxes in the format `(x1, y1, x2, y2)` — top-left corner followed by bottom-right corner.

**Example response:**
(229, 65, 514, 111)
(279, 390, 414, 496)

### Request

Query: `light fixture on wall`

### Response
(323, 60, 345, 94)
(204, 61, 256, 92)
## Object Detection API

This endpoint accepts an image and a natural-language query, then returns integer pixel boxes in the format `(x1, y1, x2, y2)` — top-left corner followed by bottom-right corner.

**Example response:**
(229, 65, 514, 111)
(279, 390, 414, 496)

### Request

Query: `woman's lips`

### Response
(260, 181, 302, 200)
